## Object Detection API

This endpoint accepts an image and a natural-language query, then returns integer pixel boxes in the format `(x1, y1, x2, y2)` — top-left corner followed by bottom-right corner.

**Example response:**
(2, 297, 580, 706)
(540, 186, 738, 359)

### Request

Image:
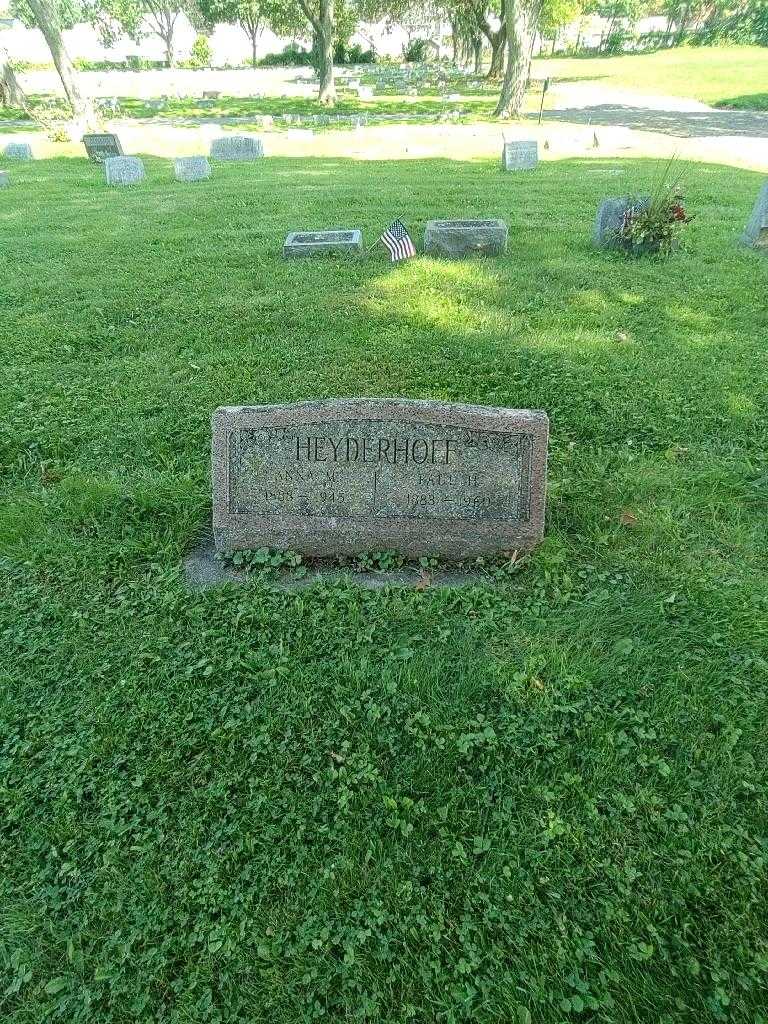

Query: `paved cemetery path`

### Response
(538, 80, 768, 139)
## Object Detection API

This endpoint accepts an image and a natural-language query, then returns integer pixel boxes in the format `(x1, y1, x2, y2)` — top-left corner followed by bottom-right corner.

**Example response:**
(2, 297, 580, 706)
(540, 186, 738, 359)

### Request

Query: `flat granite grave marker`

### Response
(424, 219, 508, 258)
(212, 399, 548, 558)
(283, 229, 363, 258)
(209, 135, 264, 161)
(174, 155, 211, 182)
(502, 140, 538, 171)
(741, 180, 768, 250)
(104, 156, 146, 186)
(0, 171, 9, 187)
(83, 132, 123, 163)
(3, 142, 33, 160)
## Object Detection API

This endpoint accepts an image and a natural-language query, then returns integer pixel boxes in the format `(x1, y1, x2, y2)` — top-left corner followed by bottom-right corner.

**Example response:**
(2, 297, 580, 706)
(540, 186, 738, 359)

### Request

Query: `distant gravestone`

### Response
(0, 171, 9, 187)
(174, 156, 211, 182)
(593, 196, 649, 249)
(741, 180, 768, 251)
(83, 132, 123, 163)
(3, 142, 33, 160)
(283, 229, 363, 258)
(502, 140, 538, 171)
(210, 135, 264, 161)
(424, 219, 508, 258)
(212, 399, 549, 559)
(104, 156, 146, 186)
(203, 90, 220, 99)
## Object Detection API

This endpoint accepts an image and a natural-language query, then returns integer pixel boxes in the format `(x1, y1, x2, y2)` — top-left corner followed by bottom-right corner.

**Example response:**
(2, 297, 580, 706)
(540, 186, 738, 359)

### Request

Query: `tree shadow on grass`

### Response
(536, 103, 768, 138)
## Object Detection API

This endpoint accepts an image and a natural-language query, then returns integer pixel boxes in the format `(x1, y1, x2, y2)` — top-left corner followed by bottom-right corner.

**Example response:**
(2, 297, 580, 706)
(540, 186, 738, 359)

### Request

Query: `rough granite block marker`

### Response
(424, 220, 508, 258)
(0, 171, 9, 187)
(502, 140, 538, 171)
(174, 155, 211, 182)
(209, 135, 264, 161)
(593, 196, 649, 248)
(3, 142, 33, 160)
(741, 180, 768, 250)
(104, 156, 146, 186)
(83, 132, 123, 163)
(283, 229, 363, 258)
(212, 399, 548, 559)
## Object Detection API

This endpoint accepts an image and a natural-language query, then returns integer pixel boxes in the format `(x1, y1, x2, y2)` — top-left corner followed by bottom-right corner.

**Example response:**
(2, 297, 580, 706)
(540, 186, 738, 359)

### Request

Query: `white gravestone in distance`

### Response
(424, 220, 508, 258)
(210, 135, 264, 161)
(502, 140, 538, 171)
(174, 156, 211, 182)
(741, 180, 768, 251)
(104, 156, 146, 186)
(0, 171, 9, 187)
(4, 142, 33, 160)
(283, 230, 363, 258)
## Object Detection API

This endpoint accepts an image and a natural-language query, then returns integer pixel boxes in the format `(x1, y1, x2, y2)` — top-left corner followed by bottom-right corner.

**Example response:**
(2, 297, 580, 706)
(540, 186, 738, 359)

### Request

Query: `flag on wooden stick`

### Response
(379, 219, 416, 262)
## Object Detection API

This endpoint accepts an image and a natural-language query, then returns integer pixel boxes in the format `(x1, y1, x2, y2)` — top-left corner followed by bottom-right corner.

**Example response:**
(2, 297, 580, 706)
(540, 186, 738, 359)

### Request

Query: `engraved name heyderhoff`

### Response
(293, 433, 459, 465)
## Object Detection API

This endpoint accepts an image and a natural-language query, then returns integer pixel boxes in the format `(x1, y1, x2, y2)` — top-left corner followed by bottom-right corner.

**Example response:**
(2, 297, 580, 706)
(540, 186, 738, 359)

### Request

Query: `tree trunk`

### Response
(0, 46, 29, 111)
(487, 27, 506, 79)
(494, 0, 539, 118)
(316, 0, 335, 106)
(251, 31, 258, 67)
(23, 0, 89, 119)
(473, 35, 483, 73)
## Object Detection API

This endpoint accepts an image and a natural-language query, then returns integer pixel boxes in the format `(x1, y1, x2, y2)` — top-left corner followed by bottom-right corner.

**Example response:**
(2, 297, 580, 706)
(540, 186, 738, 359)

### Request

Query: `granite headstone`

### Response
(424, 219, 508, 258)
(83, 132, 123, 163)
(283, 229, 363, 258)
(104, 156, 146, 186)
(502, 140, 538, 171)
(3, 142, 33, 160)
(209, 135, 264, 161)
(212, 399, 548, 558)
(741, 180, 768, 250)
(593, 195, 649, 249)
(174, 155, 211, 182)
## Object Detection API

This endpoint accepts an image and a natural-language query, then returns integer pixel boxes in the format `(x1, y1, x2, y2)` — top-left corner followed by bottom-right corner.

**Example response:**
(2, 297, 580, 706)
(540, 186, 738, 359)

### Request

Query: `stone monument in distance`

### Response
(212, 399, 548, 559)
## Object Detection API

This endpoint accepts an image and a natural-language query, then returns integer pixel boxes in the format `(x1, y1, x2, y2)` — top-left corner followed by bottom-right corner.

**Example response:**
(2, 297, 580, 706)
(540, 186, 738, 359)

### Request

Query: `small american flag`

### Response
(379, 219, 416, 262)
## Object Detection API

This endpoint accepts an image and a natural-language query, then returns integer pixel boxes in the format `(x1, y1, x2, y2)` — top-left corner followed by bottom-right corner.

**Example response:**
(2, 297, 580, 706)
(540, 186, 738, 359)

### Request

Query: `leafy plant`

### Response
(617, 157, 692, 254)
(189, 34, 213, 69)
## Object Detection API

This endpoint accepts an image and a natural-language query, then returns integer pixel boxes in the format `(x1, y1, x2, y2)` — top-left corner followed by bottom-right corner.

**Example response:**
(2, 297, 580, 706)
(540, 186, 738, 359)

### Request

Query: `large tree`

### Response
(493, 0, 540, 116)
(297, 0, 336, 103)
(0, 44, 30, 111)
(11, 0, 91, 117)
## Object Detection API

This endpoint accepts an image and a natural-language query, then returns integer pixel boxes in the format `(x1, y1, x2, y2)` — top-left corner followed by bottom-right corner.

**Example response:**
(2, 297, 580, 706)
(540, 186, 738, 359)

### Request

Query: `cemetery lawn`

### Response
(2, 153, 768, 1023)
(537, 45, 768, 109)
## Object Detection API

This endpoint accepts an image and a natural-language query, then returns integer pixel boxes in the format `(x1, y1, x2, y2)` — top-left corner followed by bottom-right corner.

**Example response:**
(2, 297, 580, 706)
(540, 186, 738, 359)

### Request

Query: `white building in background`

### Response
(0, 11, 669, 68)
(0, 15, 437, 66)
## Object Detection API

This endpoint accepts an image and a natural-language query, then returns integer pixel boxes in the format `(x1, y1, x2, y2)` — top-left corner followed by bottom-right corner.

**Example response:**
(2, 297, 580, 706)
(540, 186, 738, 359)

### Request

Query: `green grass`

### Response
(1, 153, 768, 1023)
(536, 45, 768, 109)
